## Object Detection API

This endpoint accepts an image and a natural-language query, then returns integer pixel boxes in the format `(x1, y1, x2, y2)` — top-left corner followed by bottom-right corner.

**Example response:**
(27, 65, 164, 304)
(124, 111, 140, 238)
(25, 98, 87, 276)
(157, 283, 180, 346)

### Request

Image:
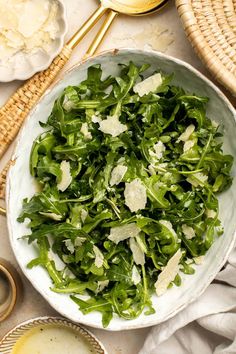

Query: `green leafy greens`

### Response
(18, 62, 233, 327)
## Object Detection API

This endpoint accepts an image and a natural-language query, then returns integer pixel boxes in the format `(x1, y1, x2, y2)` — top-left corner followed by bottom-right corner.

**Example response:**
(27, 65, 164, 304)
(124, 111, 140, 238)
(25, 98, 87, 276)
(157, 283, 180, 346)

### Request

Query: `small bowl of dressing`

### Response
(0, 317, 107, 354)
(0, 259, 18, 322)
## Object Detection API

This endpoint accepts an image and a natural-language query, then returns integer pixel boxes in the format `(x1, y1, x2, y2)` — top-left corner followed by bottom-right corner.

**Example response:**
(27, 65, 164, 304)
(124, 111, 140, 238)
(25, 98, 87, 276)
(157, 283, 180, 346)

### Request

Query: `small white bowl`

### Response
(6, 49, 236, 331)
(0, 316, 107, 353)
(0, 0, 67, 82)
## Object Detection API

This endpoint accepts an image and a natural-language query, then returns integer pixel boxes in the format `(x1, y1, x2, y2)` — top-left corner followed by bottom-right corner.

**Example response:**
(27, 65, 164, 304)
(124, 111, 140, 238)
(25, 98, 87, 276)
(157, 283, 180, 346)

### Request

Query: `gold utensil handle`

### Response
(0, 46, 72, 159)
(84, 10, 118, 59)
(67, 5, 107, 50)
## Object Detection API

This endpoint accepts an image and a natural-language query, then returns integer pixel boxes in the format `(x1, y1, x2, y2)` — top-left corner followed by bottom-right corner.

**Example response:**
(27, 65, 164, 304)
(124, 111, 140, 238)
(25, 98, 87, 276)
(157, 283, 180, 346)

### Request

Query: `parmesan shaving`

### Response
(108, 223, 141, 244)
(98, 115, 127, 137)
(96, 280, 109, 294)
(177, 124, 195, 143)
(124, 178, 147, 212)
(110, 165, 127, 186)
(39, 212, 62, 221)
(149, 141, 166, 160)
(93, 245, 104, 268)
(155, 249, 182, 296)
(91, 113, 102, 123)
(0, 0, 59, 61)
(182, 224, 195, 239)
(57, 161, 72, 192)
(133, 73, 163, 97)
(187, 172, 208, 187)
(183, 140, 195, 152)
(159, 220, 177, 239)
(64, 239, 74, 254)
(80, 122, 92, 140)
(129, 238, 145, 265)
(74, 237, 86, 247)
(132, 266, 141, 285)
(206, 209, 217, 219)
(81, 209, 88, 223)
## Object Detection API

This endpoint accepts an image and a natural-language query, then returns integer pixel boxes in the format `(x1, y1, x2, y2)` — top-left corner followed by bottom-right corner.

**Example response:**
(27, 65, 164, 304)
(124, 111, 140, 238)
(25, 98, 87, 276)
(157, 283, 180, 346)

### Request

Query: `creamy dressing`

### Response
(11, 324, 97, 354)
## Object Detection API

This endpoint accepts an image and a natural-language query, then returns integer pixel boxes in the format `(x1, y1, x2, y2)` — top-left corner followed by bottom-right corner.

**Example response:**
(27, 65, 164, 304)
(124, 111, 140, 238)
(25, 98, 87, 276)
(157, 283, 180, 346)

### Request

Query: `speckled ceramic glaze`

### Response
(0, 0, 67, 82)
(6, 49, 236, 330)
(0, 317, 107, 353)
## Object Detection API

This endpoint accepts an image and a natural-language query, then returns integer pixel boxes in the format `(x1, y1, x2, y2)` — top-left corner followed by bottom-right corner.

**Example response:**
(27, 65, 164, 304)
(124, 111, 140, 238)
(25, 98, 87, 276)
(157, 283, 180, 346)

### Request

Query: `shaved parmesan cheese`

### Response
(149, 141, 166, 160)
(148, 165, 156, 176)
(194, 255, 205, 265)
(39, 212, 62, 221)
(184, 200, 192, 208)
(129, 238, 145, 265)
(110, 165, 127, 186)
(133, 73, 163, 97)
(80, 122, 92, 140)
(93, 245, 104, 268)
(98, 115, 127, 137)
(108, 223, 141, 244)
(158, 163, 168, 169)
(183, 140, 195, 152)
(63, 96, 75, 112)
(177, 124, 195, 143)
(97, 280, 109, 293)
(182, 224, 195, 239)
(187, 172, 208, 187)
(206, 209, 217, 219)
(81, 209, 88, 223)
(159, 220, 177, 239)
(155, 248, 182, 296)
(0, 0, 59, 61)
(91, 113, 102, 123)
(74, 237, 86, 247)
(132, 266, 141, 285)
(63, 267, 76, 279)
(124, 178, 147, 212)
(64, 239, 74, 254)
(57, 161, 72, 192)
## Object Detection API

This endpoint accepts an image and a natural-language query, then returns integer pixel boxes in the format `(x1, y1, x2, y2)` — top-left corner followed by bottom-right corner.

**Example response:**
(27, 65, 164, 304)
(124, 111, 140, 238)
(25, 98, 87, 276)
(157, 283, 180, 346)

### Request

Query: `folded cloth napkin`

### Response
(140, 244, 236, 354)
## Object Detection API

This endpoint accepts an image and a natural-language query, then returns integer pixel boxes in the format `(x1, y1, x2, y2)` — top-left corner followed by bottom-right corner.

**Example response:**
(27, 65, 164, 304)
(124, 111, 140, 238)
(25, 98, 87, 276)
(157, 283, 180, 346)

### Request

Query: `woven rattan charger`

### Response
(0, 0, 169, 201)
(176, 0, 236, 96)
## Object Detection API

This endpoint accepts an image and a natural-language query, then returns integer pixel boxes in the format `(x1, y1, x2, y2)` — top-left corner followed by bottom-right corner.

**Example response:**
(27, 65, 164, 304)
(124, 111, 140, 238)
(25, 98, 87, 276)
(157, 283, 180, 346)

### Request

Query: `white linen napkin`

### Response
(140, 244, 236, 354)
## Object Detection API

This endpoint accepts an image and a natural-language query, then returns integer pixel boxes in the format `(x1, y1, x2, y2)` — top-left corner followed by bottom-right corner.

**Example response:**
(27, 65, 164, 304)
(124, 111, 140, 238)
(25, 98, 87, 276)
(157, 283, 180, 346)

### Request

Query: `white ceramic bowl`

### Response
(0, 316, 107, 353)
(0, 0, 67, 82)
(6, 49, 236, 331)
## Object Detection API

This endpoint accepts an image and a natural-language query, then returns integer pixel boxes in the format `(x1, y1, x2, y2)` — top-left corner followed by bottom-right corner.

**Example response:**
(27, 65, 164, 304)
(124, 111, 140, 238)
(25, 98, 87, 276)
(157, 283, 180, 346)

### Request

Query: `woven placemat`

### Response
(176, 0, 236, 96)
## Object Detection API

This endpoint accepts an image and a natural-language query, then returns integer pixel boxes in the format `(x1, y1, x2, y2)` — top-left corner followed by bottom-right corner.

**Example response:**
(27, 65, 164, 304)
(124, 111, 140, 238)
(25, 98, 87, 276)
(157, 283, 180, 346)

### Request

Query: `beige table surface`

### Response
(0, 1, 235, 354)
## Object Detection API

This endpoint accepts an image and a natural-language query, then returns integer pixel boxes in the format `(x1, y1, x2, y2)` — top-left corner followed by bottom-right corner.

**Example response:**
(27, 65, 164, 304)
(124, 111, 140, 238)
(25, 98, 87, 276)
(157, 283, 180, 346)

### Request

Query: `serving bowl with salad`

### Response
(6, 49, 236, 330)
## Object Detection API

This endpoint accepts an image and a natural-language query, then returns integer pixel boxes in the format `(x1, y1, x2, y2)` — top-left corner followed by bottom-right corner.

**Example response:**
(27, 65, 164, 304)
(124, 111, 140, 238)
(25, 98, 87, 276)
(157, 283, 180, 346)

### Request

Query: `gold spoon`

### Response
(0, 0, 168, 159)
(85, 0, 170, 58)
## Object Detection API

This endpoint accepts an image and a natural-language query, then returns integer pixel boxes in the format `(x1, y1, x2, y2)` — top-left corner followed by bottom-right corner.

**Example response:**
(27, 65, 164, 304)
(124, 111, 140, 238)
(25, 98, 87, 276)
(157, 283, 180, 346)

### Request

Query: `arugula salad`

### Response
(18, 62, 233, 327)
